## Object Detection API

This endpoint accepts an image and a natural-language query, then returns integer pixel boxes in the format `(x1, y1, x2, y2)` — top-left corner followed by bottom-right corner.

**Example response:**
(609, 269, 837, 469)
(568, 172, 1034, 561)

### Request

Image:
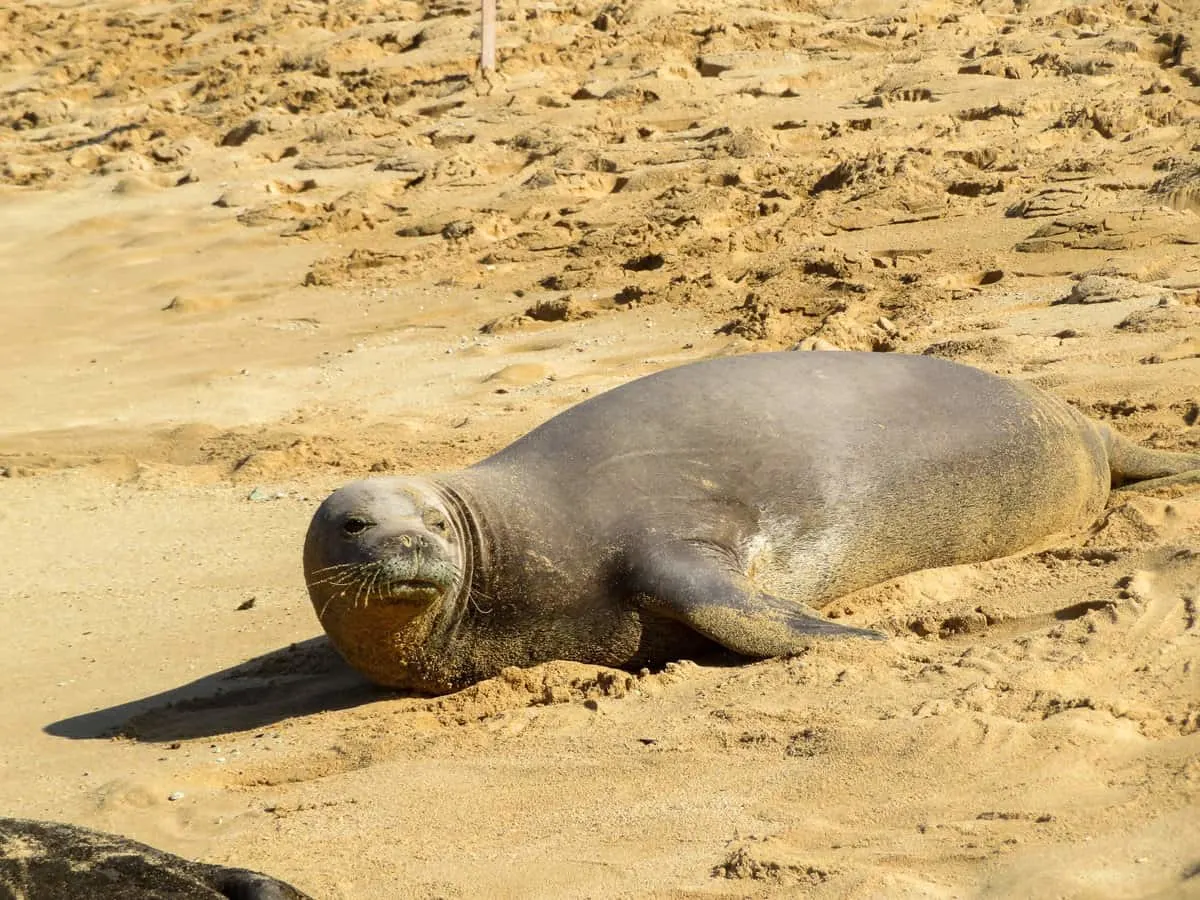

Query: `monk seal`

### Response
(304, 351, 1199, 694)
(0, 817, 310, 899)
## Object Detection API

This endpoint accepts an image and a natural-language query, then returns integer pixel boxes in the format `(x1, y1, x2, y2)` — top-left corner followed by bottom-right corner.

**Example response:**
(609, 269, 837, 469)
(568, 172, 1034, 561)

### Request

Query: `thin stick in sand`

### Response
(481, 0, 497, 72)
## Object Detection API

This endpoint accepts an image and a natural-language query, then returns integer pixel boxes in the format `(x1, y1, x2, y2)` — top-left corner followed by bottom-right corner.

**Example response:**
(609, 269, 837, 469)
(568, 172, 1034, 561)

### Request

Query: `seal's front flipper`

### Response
(628, 542, 884, 657)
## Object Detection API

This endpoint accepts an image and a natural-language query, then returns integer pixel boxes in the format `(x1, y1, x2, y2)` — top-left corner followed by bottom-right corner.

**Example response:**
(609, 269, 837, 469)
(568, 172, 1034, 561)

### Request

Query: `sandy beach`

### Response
(2, 0, 1199, 896)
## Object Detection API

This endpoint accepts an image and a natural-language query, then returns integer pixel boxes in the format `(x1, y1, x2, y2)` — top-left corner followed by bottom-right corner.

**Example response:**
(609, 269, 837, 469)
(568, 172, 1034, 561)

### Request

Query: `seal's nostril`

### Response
(343, 516, 373, 536)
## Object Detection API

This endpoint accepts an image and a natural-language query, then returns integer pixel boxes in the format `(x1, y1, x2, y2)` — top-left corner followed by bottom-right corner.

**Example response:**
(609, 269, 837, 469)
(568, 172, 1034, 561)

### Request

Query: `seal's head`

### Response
(303, 477, 471, 688)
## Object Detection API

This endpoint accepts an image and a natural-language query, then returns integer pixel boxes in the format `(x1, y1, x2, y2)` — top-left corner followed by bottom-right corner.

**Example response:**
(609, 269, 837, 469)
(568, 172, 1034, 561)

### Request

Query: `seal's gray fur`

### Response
(305, 351, 1200, 693)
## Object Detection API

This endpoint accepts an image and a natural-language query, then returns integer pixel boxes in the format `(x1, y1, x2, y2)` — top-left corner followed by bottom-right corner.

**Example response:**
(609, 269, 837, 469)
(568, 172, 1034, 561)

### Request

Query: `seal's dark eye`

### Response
(343, 516, 373, 536)
(422, 509, 449, 535)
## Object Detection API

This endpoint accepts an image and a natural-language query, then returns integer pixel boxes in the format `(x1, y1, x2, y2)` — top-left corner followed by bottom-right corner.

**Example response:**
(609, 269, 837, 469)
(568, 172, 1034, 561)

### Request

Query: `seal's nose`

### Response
(382, 530, 439, 555)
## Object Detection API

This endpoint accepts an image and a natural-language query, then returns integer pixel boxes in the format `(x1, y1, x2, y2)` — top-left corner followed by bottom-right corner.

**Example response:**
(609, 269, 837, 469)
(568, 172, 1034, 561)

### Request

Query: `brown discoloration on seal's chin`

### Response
(320, 599, 451, 693)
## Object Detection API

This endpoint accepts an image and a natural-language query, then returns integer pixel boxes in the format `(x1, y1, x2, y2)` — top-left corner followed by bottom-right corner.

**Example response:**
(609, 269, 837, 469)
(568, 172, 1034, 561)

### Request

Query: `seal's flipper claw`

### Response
(629, 543, 884, 657)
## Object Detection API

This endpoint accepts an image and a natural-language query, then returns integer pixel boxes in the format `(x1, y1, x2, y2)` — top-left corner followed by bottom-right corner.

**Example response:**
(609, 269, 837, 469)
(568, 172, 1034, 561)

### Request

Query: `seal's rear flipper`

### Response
(1113, 469, 1200, 493)
(1101, 425, 1200, 487)
(628, 543, 884, 657)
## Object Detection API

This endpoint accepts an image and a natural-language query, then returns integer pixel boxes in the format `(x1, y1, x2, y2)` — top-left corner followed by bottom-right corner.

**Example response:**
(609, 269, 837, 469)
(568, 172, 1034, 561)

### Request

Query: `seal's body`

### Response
(305, 352, 1199, 693)
(0, 817, 310, 899)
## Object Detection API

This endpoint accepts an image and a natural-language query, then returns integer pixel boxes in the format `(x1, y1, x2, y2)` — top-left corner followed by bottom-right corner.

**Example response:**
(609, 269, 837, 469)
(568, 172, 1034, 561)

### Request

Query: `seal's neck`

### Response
(437, 462, 572, 570)
(430, 468, 541, 606)
(416, 466, 576, 685)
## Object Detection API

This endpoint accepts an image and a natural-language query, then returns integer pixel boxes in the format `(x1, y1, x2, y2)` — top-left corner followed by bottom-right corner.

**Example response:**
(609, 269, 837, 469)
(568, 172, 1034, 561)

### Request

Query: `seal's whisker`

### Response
(318, 585, 352, 620)
(365, 567, 382, 608)
(307, 575, 357, 590)
(361, 561, 384, 610)
(352, 569, 371, 611)
(363, 567, 379, 610)
(307, 562, 370, 577)
(318, 592, 336, 621)
(467, 589, 494, 615)
(308, 560, 383, 590)
(308, 562, 361, 572)
(306, 568, 371, 588)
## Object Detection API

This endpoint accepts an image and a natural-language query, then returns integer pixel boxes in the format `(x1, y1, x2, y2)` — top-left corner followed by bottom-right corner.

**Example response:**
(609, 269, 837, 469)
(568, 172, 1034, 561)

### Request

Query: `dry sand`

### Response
(2, 0, 1199, 896)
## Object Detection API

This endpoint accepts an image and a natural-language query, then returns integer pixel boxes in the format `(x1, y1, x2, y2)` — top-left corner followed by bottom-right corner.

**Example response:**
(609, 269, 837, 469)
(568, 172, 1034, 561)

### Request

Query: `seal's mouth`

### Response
(383, 580, 445, 604)
(307, 552, 463, 623)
